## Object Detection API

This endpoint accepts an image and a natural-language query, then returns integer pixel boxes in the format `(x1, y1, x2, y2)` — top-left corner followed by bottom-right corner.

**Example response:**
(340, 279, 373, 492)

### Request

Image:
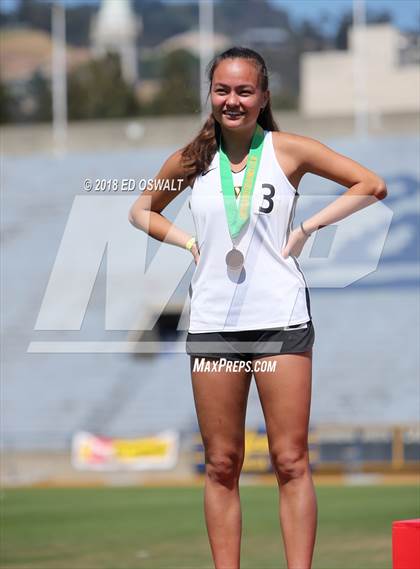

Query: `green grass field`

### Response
(1, 485, 418, 569)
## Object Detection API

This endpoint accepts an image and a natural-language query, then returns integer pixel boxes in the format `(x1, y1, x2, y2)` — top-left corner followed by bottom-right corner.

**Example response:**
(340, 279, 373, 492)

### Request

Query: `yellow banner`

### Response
(72, 430, 179, 471)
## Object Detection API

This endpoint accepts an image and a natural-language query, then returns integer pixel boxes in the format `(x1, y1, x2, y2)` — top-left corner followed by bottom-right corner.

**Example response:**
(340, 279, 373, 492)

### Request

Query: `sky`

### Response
(0, 0, 419, 34)
(274, 0, 419, 33)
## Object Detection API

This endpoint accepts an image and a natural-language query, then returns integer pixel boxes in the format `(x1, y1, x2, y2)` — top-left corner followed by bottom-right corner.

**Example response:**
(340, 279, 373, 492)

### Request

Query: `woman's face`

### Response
(211, 58, 269, 131)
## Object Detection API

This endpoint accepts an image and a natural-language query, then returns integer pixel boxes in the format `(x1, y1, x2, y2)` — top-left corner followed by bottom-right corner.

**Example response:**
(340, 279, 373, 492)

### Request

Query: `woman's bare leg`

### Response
(253, 350, 317, 569)
(190, 356, 253, 569)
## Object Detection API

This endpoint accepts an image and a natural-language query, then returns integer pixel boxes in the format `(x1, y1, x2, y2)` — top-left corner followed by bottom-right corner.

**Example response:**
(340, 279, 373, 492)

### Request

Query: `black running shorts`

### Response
(186, 320, 315, 362)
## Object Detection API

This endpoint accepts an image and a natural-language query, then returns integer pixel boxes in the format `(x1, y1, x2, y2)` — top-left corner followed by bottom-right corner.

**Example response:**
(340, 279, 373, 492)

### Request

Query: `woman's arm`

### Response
(273, 132, 388, 258)
(128, 149, 200, 261)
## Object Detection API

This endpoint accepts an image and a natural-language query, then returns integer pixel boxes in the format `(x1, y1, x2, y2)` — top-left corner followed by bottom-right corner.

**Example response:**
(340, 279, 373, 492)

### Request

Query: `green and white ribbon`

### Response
(219, 124, 265, 239)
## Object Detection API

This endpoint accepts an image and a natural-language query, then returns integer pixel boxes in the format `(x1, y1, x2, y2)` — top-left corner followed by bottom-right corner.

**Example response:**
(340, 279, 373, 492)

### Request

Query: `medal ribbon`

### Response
(219, 124, 265, 239)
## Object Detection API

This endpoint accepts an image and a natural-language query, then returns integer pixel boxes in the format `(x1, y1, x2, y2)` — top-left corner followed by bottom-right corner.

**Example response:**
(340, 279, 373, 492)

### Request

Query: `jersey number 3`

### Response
(258, 183, 275, 214)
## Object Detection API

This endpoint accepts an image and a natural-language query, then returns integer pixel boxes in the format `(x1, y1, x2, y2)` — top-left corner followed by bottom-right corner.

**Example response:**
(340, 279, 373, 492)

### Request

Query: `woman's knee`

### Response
(205, 448, 244, 487)
(270, 444, 310, 483)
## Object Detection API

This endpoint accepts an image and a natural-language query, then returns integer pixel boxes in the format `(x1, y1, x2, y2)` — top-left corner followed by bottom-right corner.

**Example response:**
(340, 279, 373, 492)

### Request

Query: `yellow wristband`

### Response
(185, 237, 196, 251)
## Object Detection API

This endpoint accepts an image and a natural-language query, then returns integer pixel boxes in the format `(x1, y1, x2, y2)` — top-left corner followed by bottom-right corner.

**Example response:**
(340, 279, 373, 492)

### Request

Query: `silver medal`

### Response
(225, 248, 244, 270)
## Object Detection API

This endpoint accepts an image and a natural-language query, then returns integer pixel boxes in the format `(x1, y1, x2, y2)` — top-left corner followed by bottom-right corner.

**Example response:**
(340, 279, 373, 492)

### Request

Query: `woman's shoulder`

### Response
(148, 147, 191, 195)
(156, 148, 191, 184)
(270, 130, 324, 166)
(162, 148, 187, 174)
(271, 130, 317, 149)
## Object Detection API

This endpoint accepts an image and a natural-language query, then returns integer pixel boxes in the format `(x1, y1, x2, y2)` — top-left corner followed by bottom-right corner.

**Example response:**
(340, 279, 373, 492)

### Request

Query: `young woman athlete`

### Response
(129, 47, 387, 569)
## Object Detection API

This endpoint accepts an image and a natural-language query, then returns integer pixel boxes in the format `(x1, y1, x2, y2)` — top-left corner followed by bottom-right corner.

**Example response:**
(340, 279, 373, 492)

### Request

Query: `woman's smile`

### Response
(222, 110, 246, 121)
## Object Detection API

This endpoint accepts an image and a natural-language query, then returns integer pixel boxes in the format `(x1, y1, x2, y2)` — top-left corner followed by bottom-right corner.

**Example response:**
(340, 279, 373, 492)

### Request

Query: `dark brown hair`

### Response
(181, 46, 279, 186)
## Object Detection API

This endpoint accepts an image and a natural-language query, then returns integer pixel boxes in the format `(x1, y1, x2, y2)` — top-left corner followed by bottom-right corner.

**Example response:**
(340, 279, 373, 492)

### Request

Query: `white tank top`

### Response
(187, 130, 312, 333)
